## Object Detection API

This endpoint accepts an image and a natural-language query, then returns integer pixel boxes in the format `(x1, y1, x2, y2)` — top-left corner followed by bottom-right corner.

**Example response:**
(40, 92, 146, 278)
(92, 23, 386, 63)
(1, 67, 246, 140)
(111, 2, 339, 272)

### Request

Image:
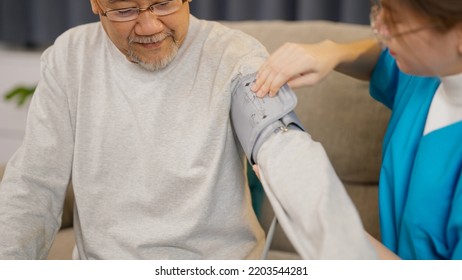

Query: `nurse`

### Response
(252, 0, 462, 259)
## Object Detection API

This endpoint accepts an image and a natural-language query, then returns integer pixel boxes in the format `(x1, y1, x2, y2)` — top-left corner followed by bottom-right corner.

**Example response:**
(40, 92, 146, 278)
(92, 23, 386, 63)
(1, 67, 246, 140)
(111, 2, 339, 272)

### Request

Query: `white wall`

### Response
(0, 47, 42, 165)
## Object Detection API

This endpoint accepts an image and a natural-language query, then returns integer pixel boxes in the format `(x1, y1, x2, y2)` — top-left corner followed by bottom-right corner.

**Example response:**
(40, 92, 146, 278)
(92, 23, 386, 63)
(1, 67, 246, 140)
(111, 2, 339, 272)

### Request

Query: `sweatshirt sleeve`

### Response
(257, 130, 378, 259)
(0, 47, 74, 259)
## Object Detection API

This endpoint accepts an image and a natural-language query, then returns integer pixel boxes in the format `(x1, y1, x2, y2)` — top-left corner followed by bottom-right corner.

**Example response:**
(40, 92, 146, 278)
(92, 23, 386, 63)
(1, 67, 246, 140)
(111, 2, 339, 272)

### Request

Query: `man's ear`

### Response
(89, 0, 101, 15)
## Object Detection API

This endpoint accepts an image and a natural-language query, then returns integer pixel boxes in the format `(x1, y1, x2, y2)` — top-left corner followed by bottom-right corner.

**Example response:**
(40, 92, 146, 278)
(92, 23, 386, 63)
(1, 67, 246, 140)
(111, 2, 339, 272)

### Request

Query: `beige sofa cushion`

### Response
(223, 20, 391, 184)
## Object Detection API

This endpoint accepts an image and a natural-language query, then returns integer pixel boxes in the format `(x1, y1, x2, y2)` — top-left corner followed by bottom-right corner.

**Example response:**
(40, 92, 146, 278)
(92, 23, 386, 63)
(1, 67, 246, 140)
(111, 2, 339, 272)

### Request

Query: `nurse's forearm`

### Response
(330, 38, 382, 81)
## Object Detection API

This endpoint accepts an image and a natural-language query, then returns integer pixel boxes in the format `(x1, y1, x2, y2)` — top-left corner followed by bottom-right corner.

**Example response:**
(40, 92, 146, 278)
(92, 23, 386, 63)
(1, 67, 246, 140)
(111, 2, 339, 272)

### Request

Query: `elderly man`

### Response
(0, 0, 266, 259)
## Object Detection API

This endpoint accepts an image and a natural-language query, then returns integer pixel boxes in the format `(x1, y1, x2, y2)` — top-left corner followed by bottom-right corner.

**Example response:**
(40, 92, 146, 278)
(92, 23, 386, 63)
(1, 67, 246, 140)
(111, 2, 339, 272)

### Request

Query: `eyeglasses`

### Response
(370, 3, 437, 42)
(100, 0, 189, 22)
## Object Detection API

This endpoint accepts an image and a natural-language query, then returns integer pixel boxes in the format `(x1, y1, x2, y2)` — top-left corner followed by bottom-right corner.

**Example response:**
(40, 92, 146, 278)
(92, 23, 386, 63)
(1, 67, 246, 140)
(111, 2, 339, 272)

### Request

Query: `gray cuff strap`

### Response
(251, 111, 304, 164)
(231, 72, 305, 165)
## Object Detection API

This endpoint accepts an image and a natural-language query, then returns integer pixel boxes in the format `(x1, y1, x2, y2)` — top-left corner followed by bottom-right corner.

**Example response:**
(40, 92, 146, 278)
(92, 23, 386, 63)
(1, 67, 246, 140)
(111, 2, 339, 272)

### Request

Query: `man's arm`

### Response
(230, 72, 304, 165)
(231, 74, 379, 259)
(0, 52, 73, 259)
(257, 130, 378, 259)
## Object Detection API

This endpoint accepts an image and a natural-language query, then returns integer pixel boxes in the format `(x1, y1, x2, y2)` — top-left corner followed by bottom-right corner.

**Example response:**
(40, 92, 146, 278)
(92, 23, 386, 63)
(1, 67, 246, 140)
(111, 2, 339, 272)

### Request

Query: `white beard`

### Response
(127, 32, 179, 71)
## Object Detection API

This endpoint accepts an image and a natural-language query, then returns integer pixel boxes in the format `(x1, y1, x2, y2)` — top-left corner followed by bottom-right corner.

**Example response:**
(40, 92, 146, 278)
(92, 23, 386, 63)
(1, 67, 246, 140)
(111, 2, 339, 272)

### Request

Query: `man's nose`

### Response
(134, 11, 165, 35)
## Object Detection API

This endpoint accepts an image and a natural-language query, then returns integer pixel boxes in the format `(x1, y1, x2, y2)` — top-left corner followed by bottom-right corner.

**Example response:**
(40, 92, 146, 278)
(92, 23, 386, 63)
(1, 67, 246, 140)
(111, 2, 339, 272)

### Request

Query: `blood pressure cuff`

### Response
(231, 72, 305, 165)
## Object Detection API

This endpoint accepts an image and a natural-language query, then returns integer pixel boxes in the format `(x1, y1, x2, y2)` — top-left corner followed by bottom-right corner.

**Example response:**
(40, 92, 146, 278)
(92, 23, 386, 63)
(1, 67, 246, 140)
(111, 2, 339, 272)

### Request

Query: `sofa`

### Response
(0, 20, 390, 259)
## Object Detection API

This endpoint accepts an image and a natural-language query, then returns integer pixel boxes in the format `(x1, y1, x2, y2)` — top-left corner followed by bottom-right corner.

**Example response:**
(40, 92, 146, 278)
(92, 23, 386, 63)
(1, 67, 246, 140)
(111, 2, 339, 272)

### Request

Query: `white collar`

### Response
(440, 72, 462, 106)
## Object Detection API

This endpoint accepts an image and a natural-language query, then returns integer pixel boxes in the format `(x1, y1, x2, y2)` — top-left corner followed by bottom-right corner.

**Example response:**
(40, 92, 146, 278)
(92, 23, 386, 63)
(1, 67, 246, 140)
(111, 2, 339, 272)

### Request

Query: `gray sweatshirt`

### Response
(0, 16, 266, 259)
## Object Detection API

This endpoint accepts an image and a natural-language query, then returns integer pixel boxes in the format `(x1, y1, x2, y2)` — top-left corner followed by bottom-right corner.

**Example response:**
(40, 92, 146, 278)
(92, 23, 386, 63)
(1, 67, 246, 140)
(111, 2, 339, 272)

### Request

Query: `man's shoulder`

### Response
(41, 22, 103, 68)
(54, 22, 102, 46)
(192, 16, 263, 47)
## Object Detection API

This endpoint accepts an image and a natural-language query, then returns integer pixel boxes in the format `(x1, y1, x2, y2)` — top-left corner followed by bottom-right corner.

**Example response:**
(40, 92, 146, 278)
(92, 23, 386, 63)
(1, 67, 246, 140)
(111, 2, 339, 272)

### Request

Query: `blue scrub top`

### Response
(370, 50, 462, 259)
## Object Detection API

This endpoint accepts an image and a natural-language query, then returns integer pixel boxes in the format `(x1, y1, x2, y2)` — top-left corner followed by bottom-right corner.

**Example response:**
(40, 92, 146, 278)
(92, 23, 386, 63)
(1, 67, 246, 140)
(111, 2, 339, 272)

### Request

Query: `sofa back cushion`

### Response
(223, 20, 391, 184)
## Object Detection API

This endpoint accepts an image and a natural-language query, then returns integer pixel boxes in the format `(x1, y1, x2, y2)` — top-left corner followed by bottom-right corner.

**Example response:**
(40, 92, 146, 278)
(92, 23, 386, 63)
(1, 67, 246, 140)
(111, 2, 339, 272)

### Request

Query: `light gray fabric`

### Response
(0, 16, 267, 259)
(258, 130, 378, 259)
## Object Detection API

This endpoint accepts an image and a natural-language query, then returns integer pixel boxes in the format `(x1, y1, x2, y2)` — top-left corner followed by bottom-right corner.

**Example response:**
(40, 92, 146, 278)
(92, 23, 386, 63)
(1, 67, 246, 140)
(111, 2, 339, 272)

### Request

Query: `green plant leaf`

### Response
(4, 86, 36, 107)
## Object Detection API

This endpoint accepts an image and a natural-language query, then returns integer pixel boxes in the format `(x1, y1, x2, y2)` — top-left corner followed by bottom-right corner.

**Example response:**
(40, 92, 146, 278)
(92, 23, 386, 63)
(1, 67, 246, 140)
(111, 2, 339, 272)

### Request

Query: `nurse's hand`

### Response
(252, 41, 339, 97)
